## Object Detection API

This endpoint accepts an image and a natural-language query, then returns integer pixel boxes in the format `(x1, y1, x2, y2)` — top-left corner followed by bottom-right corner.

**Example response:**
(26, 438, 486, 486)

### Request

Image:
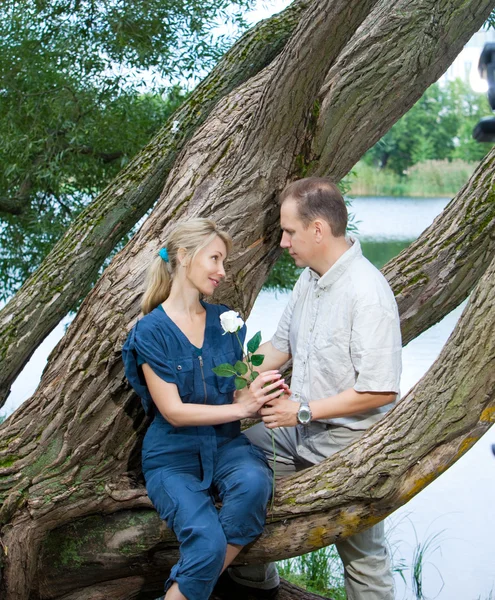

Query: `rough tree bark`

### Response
(25, 150, 495, 600)
(0, 0, 494, 598)
(0, 0, 310, 408)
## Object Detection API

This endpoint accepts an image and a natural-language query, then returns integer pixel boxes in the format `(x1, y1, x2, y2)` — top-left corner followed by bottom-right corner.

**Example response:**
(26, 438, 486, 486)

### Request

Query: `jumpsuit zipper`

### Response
(198, 355, 207, 404)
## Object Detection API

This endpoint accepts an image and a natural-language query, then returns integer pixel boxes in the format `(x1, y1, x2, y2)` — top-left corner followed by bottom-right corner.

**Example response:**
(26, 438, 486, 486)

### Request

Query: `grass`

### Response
(277, 545, 345, 599)
(475, 591, 494, 600)
(349, 159, 478, 198)
(277, 517, 449, 600)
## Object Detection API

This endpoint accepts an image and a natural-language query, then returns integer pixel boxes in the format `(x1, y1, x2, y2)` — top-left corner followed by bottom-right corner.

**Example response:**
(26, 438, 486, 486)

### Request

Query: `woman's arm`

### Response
(142, 364, 285, 427)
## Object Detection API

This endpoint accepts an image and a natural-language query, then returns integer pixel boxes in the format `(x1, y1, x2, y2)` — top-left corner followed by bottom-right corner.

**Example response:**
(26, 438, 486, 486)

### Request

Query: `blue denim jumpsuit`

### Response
(122, 301, 272, 600)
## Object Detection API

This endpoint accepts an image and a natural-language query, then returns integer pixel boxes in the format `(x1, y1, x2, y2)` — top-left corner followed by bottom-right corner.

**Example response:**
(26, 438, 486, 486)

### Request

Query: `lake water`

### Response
(3, 196, 494, 599)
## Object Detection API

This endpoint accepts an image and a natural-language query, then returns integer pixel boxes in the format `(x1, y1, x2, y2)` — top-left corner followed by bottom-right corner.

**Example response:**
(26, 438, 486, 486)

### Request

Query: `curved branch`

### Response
(384, 147, 495, 344)
(311, 0, 495, 180)
(35, 253, 494, 597)
(0, 0, 310, 408)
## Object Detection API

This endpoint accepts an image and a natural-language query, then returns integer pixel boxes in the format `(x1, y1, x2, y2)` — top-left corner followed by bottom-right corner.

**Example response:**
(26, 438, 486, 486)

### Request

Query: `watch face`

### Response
(298, 407, 311, 424)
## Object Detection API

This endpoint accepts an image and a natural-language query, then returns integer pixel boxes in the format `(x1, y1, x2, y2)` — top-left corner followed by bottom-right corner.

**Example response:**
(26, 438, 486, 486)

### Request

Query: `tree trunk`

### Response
(1, 0, 494, 598)
(1, 0, 491, 407)
(384, 150, 495, 344)
(0, 0, 310, 408)
(23, 248, 495, 599)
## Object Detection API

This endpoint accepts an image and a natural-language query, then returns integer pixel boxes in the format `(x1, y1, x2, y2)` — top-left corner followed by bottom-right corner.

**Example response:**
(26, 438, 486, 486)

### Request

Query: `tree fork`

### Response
(0, 0, 311, 408)
(1, 0, 495, 597)
(34, 252, 495, 599)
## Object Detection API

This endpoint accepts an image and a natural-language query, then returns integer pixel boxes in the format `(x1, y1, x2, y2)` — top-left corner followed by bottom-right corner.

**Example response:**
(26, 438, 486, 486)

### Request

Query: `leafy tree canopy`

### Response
(362, 78, 494, 175)
(0, 0, 252, 300)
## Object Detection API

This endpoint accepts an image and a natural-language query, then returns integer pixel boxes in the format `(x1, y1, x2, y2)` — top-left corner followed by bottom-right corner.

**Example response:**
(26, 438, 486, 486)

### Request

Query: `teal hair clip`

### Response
(159, 247, 169, 263)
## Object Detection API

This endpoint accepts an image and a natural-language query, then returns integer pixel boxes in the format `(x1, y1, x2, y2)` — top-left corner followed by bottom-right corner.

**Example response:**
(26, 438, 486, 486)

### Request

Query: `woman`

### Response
(122, 219, 284, 600)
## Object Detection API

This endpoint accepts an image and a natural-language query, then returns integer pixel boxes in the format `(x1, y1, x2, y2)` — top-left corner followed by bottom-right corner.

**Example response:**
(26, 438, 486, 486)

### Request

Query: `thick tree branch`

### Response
(0, 1, 494, 597)
(385, 146, 495, 344)
(311, 0, 495, 180)
(0, 0, 309, 407)
(33, 252, 494, 599)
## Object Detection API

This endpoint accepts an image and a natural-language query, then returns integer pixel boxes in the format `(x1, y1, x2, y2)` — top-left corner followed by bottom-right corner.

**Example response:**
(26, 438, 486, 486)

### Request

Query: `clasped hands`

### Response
(234, 370, 299, 428)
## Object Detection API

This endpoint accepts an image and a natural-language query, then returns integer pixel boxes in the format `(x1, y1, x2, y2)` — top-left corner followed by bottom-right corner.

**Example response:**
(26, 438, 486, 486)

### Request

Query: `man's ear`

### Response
(314, 219, 324, 243)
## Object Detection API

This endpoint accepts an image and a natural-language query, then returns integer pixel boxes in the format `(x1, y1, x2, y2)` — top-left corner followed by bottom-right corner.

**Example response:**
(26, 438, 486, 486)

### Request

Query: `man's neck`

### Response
(311, 236, 351, 277)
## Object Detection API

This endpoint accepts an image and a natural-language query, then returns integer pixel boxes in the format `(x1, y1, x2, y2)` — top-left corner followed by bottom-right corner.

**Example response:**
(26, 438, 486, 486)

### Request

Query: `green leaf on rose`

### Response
(250, 354, 264, 367)
(247, 331, 262, 354)
(212, 364, 237, 377)
(234, 361, 248, 376)
(250, 371, 259, 381)
(235, 376, 248, 390)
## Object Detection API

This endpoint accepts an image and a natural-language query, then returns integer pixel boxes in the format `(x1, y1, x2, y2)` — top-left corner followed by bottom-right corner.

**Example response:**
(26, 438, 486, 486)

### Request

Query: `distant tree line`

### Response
(362, 78, 494, 175)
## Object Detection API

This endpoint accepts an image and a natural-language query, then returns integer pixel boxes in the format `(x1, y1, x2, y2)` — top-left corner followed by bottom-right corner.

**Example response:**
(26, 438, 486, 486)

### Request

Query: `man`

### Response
(219, 177, 402, 599)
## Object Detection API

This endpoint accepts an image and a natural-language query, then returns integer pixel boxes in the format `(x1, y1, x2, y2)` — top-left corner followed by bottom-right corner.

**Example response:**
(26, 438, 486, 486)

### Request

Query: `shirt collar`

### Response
(309, 237, 362, 289)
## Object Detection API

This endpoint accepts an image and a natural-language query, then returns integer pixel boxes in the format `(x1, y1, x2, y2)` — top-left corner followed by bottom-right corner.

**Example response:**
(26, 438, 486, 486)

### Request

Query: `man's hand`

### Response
(260, 396, 298, 429)
(233, 371, 287, 419)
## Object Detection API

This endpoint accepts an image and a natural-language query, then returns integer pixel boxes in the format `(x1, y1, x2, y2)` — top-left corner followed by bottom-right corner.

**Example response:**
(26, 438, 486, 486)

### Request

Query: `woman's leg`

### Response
(213, 435, 273, 549)
(222, 543, 243, 572)
(146, 470, 227, 600)
(164, 582, 186, 600)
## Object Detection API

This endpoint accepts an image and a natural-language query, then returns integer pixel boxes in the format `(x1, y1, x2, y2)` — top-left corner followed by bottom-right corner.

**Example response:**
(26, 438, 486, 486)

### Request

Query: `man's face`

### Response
(280, 198, 316, 268)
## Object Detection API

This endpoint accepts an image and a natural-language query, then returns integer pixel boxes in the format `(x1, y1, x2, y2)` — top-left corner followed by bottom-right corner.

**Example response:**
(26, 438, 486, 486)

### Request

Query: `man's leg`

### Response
(336, 520, 394, 600)
(312, 425, 395, 600)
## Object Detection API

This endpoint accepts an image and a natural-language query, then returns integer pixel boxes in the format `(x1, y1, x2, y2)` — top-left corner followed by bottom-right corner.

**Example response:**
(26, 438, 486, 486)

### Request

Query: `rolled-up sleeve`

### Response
(122, 321, 177, 415)
(350, 302, 402, 393)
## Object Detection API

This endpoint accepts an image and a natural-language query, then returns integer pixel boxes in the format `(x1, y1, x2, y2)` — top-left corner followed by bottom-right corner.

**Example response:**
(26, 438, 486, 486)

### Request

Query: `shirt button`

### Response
(177, 365, 182, 370)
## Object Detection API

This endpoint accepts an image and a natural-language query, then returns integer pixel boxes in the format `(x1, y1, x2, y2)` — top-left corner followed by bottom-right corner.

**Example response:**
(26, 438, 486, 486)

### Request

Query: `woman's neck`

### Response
(164, 280, 204, 319)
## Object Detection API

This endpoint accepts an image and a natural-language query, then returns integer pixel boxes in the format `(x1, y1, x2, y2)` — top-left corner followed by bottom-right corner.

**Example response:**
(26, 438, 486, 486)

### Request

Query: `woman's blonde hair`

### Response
(141, 218, 232, 315)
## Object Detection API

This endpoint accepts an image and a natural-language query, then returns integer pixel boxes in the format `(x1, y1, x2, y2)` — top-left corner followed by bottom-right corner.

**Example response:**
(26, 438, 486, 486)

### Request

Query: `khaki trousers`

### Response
(229, 422, 395, 600)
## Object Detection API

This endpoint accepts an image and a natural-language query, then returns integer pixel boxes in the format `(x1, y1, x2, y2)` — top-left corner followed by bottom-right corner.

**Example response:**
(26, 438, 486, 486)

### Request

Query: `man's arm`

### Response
(259, 389, 396, 428)
(255, 340, 290, 372)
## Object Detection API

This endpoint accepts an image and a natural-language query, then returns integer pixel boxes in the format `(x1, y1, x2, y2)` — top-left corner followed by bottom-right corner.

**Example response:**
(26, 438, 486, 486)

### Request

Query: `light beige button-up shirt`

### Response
(271, 238, 402, 430)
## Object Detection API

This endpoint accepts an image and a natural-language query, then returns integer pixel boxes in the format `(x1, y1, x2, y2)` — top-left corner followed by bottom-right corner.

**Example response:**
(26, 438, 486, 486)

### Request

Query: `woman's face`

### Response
(185, 236, 227, 295)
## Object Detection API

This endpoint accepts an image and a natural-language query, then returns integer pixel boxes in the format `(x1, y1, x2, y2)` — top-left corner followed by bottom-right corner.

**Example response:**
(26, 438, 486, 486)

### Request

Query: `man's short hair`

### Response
(279, 177, 347, 237)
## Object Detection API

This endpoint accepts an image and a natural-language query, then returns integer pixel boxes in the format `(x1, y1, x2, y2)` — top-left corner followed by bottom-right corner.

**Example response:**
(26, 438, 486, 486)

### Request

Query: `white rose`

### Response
(220, 310, 244, 334)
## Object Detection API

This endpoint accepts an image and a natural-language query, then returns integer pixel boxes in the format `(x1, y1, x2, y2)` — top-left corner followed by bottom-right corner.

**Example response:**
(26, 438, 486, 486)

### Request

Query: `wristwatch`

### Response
(297, 402, 312, 425)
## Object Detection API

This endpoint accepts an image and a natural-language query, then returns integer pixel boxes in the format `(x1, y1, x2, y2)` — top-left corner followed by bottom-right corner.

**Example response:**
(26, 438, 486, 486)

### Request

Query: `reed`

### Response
(350, 160, 477, 198)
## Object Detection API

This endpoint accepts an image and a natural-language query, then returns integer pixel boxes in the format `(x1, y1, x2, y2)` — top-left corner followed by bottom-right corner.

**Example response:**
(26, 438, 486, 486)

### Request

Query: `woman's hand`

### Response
(234, 370, 289, 418)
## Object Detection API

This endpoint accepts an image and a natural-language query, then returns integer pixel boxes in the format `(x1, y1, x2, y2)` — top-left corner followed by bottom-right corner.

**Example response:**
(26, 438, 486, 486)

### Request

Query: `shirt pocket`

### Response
(212, 353, 237, 395)
(172, 358, 194, 399)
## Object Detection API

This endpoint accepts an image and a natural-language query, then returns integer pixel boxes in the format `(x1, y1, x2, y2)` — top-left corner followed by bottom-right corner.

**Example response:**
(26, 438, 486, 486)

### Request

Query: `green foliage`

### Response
(362, 79, 493, 176)
(351, 158, 478, 197)
(411, 531, 445, 600)
(234, 360, 248, 376)
(485, 10, 495, 30)
(234, 376, 248, 390)
(212, 364, 237, 377)
(277, 546, 346, 599)
(0, 0, 253, 300)
(247, 331, 262, 354)
(250, 354, 264, 367)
